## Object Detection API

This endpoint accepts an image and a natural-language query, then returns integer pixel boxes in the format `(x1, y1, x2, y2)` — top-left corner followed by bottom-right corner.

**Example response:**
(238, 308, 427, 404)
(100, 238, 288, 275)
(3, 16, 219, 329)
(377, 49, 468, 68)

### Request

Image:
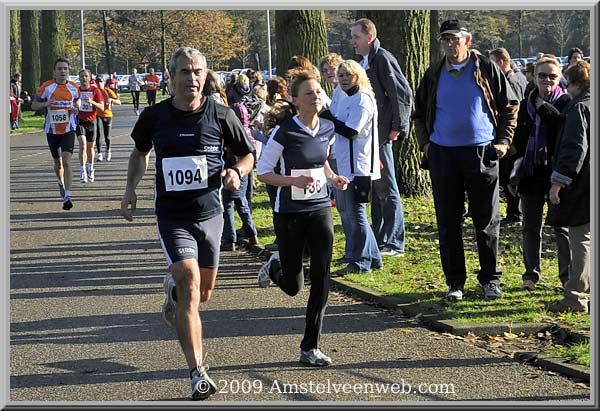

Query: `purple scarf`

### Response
(522, 87, 564, 176)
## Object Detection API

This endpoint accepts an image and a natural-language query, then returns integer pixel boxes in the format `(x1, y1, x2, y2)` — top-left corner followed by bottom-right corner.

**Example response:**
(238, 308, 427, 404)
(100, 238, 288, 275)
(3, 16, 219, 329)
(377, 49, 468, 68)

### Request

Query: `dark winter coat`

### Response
(363, 38, 413, 142)
(546, 89, 590, 227)
(511, 88, 571, 194)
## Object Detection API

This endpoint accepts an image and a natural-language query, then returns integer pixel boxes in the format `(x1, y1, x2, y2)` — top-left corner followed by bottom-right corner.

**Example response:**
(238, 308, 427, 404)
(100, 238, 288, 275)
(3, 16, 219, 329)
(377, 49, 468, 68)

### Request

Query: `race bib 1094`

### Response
(162, 155, 209, 192)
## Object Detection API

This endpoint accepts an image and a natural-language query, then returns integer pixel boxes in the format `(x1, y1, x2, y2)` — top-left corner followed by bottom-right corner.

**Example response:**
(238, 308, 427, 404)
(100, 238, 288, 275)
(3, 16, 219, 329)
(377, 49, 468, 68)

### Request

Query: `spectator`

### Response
(560, 47, 584, 88)
(412, 19, 519, 301)
(323, 60, 383, 275)
(203, 70, 228, 105)
(350, 18, 413, 257)
(266, 75, 290, 106)
(511, 56, 571, 291)
(547, 61, 591, 314)
(227, 73, 251, 106)
(225, 73, 238, 96)
(10, 73, 23, 128)
(489, 47, 525, 226)
(523, 62, 536, 98)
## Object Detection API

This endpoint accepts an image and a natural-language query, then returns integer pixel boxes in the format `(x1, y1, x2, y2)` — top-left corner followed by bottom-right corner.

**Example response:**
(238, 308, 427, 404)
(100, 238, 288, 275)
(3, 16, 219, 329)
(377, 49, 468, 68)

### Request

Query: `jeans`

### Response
(428, 143, 501, 287)
(273, 207, 333, 351)
(371, 141, 405, 252)
(336, 182, 382, 271)
(221, 176, 257, 243)
(520, 187, 569, 284)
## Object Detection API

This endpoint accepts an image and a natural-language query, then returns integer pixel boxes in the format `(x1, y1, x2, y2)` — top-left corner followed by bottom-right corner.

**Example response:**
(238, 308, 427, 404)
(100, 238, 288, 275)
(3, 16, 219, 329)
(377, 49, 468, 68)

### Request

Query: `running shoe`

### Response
(162, 273, 176, 327)
(80, 168, 88, 183)
(299, 348, 332, 366)
(257, 251, 279, 288)
(62, 196, 73, 211)
(106, 150, 112, 161)
(191, 365, 217, 400)
(97, 152, 104, 162)
(88, 167, 95, 183)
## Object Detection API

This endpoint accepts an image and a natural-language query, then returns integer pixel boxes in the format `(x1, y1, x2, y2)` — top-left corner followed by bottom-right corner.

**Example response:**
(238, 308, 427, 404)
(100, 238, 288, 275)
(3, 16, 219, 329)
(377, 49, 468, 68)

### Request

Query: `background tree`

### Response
(40, 11, 67, 83)
(357, 10, 431, 197)
(274, 10, 329, 76)
(20, 10, 40, 97)
(429, 10, 442, 64)
(101, 11, 112, 75)
(10, 10, 20, 76)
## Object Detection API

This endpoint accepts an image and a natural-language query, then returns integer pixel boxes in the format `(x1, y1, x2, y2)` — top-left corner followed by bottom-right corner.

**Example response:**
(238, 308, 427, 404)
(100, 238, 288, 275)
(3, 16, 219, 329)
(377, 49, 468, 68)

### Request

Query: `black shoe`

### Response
(62, 197, 73, 211)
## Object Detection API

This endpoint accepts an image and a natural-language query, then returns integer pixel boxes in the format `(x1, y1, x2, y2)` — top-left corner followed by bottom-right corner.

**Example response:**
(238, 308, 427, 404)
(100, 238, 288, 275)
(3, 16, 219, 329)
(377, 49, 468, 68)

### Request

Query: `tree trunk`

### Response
(40, 11, 67, 83)
(20, 10, 40, 97)
(429, 10, 442, 64)
(102, 11, 112, 75)
(274, 10, 329, 77)
(10, 10, 20, 76)
(357, 10, 431, 197)
(160, 11, 167, 72)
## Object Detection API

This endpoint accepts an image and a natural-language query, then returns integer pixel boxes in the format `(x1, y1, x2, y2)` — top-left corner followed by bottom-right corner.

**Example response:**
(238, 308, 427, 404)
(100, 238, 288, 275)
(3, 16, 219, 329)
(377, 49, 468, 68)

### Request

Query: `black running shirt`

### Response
(131, 97, 253, 220)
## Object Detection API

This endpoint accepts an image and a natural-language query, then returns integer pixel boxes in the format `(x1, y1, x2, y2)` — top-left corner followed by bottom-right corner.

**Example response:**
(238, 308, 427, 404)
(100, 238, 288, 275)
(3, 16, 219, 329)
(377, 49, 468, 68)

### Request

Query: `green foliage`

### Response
(547, 342, 590, 367)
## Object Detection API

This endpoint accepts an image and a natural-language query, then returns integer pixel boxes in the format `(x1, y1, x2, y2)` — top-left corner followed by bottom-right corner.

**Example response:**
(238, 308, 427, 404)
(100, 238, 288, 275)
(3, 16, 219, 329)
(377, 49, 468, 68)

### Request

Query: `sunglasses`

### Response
(537, 72, 559, 81)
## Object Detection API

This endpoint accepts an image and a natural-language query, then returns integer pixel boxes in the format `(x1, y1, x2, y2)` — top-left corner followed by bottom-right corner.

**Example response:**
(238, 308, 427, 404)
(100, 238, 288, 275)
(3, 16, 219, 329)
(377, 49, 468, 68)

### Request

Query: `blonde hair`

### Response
(237, 73, 250, 86)
(337, 60, 374, 96)
(535, 56, 562, 78)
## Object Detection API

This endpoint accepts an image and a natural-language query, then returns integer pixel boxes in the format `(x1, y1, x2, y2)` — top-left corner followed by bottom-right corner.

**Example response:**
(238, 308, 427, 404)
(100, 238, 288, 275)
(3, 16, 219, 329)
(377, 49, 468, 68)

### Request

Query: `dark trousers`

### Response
(499, 155, 521, 219)
(273, 207, 333, 351)
(95, 116, 112, 153)
(428, 142, 501, 287)
(131, 91, 140, 110)
(147, 89, 157, 106)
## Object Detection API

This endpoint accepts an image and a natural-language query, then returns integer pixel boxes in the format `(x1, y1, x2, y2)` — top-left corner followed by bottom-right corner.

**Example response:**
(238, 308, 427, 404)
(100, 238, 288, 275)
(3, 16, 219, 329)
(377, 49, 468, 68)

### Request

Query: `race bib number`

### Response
(49, 109, 68, 124)
(291, 167, 328, 201)
(147, 82, 155, 87)
(80, 92, 93, 112)
(162, 155, 208, 192)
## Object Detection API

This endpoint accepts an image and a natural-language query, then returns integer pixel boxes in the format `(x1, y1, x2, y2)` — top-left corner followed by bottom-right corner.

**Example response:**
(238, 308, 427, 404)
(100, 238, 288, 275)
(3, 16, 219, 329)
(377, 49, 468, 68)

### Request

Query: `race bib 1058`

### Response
(162, 155, 209, 192)
(49, 109, 68, 124)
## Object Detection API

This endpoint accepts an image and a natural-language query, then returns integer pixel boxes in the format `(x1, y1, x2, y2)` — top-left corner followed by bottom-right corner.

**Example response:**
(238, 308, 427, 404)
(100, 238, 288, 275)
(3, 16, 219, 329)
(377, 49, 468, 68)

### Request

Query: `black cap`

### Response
(440, 19, 468, 36)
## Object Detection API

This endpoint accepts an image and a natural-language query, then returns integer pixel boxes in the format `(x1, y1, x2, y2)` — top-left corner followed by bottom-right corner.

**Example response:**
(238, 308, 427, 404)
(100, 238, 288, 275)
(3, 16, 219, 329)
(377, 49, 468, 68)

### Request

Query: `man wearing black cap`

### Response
(412, 19, 519, 301)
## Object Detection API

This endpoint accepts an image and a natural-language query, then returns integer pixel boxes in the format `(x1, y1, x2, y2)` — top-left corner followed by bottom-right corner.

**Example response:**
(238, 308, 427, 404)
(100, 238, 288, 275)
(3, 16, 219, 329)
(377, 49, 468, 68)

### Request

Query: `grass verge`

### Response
(248, 181, 589, 334)
(547, 342, 591, 367)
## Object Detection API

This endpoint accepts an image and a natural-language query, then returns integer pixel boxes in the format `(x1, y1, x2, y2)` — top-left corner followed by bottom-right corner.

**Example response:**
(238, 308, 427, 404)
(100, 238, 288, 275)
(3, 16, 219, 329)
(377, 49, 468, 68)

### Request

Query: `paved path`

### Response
(8, 106, 591, 404)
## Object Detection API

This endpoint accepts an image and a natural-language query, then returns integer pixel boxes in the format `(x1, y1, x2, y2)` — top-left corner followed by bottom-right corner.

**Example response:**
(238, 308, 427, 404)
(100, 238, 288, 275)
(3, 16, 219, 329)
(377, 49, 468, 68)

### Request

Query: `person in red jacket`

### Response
(144, 68, 160, 106)
(77, 69, 104, 183)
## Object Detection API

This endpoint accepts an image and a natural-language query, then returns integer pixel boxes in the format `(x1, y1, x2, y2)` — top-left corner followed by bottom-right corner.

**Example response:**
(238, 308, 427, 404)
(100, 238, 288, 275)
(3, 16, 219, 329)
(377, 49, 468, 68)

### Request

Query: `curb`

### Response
(245, 242, 590, 382)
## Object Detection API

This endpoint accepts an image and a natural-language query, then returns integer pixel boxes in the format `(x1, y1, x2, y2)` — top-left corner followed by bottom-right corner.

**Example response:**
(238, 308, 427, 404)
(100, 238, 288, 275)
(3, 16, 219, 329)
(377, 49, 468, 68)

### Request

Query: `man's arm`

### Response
(221, 152, 254, 191)
(379, 52, 413, 140)
(120, 148, 151, 221)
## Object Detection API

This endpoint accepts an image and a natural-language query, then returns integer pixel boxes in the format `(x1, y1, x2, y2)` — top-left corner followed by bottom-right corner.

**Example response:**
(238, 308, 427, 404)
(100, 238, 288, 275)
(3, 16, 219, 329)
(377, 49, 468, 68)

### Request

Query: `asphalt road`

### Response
(8, 105, 591, 404)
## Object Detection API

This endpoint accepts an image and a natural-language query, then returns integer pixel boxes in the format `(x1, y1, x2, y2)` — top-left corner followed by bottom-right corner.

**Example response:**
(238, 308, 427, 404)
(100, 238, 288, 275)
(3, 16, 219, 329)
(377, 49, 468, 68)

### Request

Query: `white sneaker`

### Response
(97, 152, 104, 162)
(80, 167, 88, 183)
(162, 273, 176, 327)
(106, 150, 112, 161)
(191, 365, 217, 400)
(257, 252, 279, 288)
(88, 167, 95, 183)
(445, 286, 463, 302)
(299, 348, 332, 366)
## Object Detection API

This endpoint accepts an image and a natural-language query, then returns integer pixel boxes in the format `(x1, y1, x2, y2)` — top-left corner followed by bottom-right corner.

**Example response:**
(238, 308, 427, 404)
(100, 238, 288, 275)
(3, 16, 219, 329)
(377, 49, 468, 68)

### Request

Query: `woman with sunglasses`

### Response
(511, 57, 571, 292)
